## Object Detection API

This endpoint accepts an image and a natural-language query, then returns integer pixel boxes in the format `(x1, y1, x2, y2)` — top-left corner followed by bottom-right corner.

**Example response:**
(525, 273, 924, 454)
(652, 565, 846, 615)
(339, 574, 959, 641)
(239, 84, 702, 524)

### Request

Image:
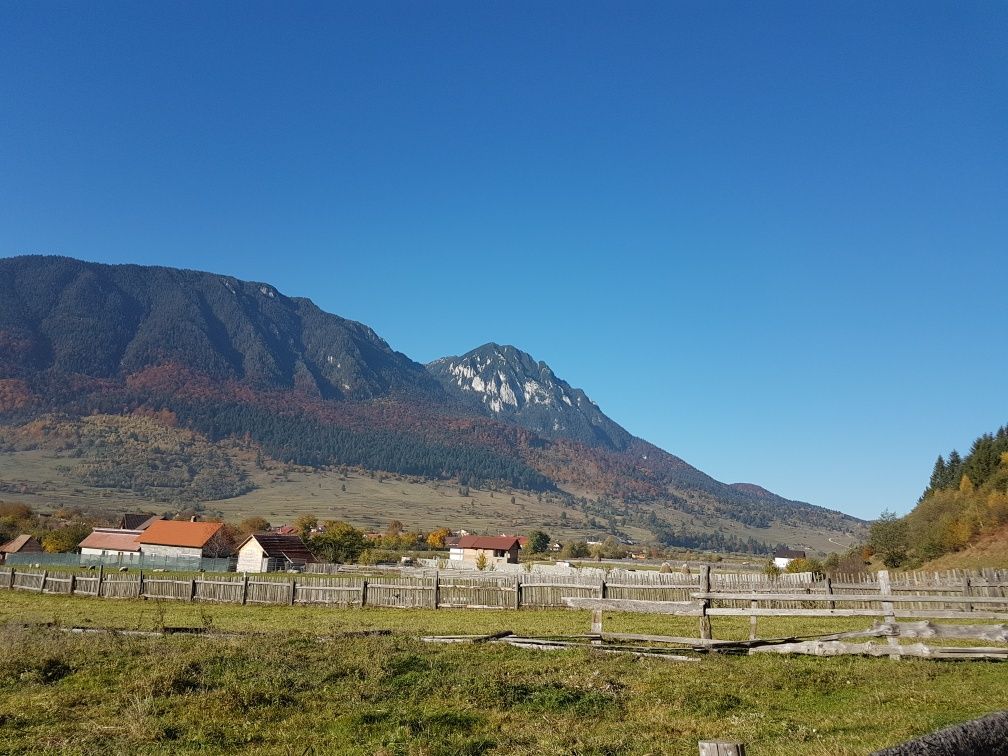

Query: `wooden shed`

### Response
(0, 534, 42, 563)
(236, 533, 316, 573)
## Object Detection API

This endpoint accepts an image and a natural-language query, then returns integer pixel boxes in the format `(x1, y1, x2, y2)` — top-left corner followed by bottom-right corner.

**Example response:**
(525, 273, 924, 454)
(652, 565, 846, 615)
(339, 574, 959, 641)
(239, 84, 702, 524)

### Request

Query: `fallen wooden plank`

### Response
(750, 640, 1008, 659)
(887, 621, 1008, 642)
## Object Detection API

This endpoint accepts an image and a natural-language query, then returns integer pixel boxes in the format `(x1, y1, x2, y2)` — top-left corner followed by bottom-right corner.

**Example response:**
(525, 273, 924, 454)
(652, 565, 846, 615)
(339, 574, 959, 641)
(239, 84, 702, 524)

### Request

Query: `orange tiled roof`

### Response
(138, 520, 223, 548)
(78, 529, 142, 552)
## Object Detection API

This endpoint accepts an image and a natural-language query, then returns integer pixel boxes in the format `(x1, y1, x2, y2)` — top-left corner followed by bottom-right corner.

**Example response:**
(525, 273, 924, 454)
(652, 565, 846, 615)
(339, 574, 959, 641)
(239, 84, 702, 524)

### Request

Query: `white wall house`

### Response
(137, 520, 227, 561)
(78, 528, 143, 559)
(773, 547, 806, 570)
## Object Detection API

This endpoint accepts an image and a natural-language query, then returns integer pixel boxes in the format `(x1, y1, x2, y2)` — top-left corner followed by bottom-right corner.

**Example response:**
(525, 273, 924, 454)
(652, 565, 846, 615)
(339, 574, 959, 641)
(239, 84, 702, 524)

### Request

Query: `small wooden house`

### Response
(449, 535, 521, 567)
(0, 534, 42, 563)
(236, 533, 315, 572)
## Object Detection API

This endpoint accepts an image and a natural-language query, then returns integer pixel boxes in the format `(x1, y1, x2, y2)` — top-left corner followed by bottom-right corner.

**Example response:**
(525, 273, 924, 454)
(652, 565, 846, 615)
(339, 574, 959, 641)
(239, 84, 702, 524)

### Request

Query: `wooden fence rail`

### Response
(2, 566, 1007, 620)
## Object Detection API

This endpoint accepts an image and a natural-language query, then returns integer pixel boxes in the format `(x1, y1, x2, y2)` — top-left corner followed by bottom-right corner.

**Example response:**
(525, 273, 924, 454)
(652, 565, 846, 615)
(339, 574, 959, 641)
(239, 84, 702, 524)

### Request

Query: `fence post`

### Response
(8, 567, 15, 590)
(137, 570, 143, 599)
(877, 569, 899, 659)
(97, 564, 104, 597)
(361, 578, 368, 607)
(39, 569, 48, 593)
(699, 741, 745, 755)
(963, 575, 973, 614)
(748, 599, 758, 640)
(514, 574, 521, 610)
(433, 571, 439, 609)
(189, 578, 196, 602)
(69, 572, 76, 595)
(241, 573, 249, 605)
(289, 578, 296, 605)
(825, 576, 835, 611)
(699, 565, 712, 641)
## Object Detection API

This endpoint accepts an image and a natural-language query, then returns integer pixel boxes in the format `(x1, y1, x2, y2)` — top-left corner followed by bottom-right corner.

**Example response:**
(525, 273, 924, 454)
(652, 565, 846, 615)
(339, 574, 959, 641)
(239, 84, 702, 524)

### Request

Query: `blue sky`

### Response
(2, 2, 1005, 519)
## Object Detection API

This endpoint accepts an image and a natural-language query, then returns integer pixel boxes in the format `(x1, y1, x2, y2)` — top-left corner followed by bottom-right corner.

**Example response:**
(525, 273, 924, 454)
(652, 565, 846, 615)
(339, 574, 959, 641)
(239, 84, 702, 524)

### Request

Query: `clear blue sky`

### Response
(2, 2, 1005, 519)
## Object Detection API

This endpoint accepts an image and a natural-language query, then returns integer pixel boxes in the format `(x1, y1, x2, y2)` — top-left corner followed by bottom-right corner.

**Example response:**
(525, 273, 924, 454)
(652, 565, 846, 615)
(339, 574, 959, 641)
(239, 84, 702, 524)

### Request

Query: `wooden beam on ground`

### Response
(750, 640, 1008, 660)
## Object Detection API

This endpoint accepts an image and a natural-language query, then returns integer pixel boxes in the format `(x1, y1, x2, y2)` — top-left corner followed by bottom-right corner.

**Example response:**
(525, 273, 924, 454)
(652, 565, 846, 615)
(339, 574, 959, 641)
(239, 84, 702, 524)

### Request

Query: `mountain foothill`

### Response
(0, 255, 864, 551)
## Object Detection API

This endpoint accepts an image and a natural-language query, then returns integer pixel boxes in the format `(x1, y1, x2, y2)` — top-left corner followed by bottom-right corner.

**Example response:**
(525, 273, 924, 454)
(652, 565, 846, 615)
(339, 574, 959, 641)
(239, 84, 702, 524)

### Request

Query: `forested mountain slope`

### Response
(0, 255, 864, 547)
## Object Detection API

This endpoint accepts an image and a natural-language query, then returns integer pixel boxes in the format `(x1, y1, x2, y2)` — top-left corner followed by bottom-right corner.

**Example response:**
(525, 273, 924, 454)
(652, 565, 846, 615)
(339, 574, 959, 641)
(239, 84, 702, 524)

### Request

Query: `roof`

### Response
(138, 520, 224, 548)
(273, 525, 298, 536)
(457, 535, 522, 551)
(118, 513, 164, 530)
(774, 548, 807, 559)
(239, 533, 315, 563)
(78, 529, 142, 552)
(0, 534, 42, 553)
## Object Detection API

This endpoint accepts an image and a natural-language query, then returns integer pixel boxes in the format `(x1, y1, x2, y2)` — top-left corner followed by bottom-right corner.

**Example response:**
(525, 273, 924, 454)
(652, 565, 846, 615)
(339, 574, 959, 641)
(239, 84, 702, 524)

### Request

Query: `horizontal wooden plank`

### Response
(562, 597, 703, 615)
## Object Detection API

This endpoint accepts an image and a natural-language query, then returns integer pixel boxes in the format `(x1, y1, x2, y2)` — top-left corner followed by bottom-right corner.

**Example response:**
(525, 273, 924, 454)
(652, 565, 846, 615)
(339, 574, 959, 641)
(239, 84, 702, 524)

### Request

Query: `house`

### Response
(0, 534, 42, 563)
(272, 525, 298, 536)
(236, 533, 315, 573)
(449, 535, 521, 567)
(137, 520, 229, 560)
(78, 528, 143, 559)
(773, 547, 806, 570)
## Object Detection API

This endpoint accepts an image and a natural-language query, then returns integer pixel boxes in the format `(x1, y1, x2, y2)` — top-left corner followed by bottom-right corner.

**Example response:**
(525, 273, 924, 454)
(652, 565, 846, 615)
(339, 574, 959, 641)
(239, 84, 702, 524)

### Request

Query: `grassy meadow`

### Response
(2, 592, 1007, 755)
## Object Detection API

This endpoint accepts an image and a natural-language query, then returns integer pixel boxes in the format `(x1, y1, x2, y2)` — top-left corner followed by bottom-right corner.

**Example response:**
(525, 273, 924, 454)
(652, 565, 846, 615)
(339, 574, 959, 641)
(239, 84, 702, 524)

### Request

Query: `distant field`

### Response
(0, 446, 858, 553)
(1, 592, 1007, 755)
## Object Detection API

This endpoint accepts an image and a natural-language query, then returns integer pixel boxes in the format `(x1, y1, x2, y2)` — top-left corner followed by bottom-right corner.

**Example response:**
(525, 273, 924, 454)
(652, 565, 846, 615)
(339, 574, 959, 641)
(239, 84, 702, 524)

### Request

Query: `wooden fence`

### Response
(2, 565, 1006, 620)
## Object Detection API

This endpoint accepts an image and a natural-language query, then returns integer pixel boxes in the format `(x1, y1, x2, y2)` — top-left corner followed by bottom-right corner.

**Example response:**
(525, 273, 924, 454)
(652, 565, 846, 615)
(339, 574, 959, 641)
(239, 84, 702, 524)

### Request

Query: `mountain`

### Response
(427, 343, 632, 450)
(0, 255, 865, 550)
(0, 255, 443, 401)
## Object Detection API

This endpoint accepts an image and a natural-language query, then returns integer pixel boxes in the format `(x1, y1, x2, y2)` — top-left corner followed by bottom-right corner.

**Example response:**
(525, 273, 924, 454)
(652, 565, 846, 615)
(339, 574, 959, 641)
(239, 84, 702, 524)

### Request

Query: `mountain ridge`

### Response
(0, 255, 864, 544)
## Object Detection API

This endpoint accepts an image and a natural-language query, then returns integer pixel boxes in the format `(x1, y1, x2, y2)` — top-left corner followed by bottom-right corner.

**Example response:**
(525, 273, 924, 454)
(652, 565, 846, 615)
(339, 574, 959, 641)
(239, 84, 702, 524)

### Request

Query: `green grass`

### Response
(1, 592, 1007, 755)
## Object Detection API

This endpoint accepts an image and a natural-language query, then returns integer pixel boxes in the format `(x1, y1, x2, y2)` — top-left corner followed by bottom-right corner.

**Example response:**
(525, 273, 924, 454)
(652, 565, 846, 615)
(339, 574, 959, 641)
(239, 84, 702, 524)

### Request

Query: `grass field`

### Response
(1, 592, 1006, 755)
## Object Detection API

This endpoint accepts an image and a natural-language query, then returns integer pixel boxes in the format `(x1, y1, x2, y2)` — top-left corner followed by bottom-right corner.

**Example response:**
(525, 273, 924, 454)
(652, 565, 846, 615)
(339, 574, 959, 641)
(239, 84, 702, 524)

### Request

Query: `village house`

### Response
(236, 533, 315, 573)
(773, 547, 807, 570)
(449, 535, 521, 567)
(0, 534, 42, 563)
(78, 513, 166, 561)
(78, 528, 143, 560)
(137, 520, 229, 561)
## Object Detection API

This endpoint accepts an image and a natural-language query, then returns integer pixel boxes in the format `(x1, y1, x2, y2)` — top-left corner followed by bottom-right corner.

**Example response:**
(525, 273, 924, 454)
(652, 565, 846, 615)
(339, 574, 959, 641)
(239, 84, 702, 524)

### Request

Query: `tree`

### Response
(426, 527, 452, 549)
(41, 521, 92, 553)
(868, 510, 909, 568)
(238, 516, 271, 536)
(560, 540, 590, 559)
(475, 550, 488, 571)
(293, 515, 317, 538)
(385, 520, 404, 537)
(527, 530, 550, 554)
(310, 521, 367, 563)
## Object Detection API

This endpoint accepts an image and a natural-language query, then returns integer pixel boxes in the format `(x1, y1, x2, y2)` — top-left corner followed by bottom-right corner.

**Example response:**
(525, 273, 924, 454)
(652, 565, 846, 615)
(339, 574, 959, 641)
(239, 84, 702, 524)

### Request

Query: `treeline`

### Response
(870, 424, 1008, 567)
(172, 399, 553, 492)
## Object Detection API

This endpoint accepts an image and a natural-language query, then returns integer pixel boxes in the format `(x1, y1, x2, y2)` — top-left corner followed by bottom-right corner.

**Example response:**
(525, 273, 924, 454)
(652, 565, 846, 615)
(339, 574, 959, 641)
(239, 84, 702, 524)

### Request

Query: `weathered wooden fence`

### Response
(2, 566, 1006, 620)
